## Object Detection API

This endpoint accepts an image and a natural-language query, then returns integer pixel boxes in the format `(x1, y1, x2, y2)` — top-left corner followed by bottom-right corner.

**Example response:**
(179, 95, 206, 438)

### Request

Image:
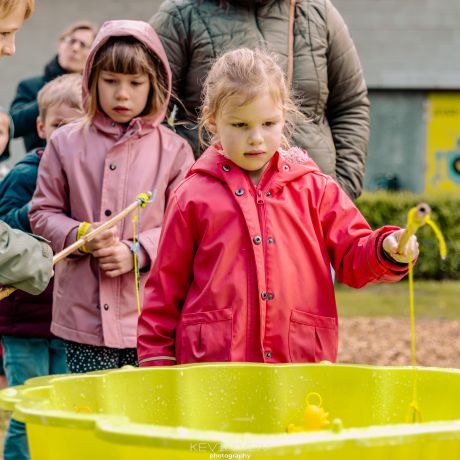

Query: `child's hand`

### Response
(92, 242, 133, 278)
(383, 229, 419, 263)
(85, 224, 119, 253)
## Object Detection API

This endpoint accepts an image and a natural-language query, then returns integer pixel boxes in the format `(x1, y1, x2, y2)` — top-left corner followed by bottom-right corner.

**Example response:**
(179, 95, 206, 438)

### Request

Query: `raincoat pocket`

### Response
(288, 309, 338, 363)
(178, 307, 233, 363)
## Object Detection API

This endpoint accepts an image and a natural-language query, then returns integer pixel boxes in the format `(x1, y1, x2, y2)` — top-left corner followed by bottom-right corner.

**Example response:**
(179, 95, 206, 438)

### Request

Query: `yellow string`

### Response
(132, 192, 152, 316)
(404, 205, 447, 423)
(132, 207, 141, 316)
(425, 217, 447, 260)
(136, 192, 151, 209)
(407, 247, 422, 422)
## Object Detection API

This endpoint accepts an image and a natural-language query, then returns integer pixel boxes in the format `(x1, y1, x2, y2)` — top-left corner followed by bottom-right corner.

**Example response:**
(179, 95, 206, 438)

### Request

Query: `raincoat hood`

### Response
(82, 20, 172, 127)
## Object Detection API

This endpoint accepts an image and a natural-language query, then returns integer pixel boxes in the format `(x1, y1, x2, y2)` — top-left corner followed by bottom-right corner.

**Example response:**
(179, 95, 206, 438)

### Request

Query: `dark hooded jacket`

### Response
(9, 56, 67, 152)
(150, 0, 370, 200)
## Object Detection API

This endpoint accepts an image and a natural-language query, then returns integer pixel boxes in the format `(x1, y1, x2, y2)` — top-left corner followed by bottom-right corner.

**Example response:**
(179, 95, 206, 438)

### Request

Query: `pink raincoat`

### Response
(138, 147, 408, 365)
(30, 20, 194, 348)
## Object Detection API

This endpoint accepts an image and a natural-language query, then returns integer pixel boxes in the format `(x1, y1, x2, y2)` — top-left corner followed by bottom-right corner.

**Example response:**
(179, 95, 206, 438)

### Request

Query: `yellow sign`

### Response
(425, 93, 460, 193)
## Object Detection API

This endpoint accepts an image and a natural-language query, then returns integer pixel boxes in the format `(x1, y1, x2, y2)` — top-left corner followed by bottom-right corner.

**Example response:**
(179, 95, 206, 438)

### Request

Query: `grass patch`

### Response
(335, 280, 460, 319)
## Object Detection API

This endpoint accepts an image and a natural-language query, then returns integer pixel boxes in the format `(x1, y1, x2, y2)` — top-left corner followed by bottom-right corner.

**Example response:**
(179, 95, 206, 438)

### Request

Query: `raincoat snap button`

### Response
(253, 236, 262, 245)
(105, 209, 112, 216)
(265, 191, 271, 197)
(103, 304, 109, 311)
(283, 164, 290, 171)
(265, 351, 272, 359)
(222, 164, 231, 172)
(235, 188, 244, 196)
(267, 293, 274, 300)
(267, 237, 274, 244)
(109, 163, 117, 171)
(111, 122, 116, 127)
(261, 291, 267, 300)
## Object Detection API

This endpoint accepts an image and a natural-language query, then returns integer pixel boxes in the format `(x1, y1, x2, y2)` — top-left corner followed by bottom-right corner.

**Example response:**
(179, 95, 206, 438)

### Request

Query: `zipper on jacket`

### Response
(256, 190, 264, 205)
(255, 189, 266, 247)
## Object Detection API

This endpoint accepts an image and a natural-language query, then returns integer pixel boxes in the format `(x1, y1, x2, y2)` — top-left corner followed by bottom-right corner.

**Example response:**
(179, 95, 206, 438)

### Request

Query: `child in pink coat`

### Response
(30, 20, 194, 372)
(137, 48, 418, 366)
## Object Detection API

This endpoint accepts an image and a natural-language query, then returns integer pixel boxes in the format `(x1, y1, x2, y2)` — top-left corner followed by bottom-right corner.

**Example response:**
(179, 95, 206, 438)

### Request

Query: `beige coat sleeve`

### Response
(0, 221, 53, 295)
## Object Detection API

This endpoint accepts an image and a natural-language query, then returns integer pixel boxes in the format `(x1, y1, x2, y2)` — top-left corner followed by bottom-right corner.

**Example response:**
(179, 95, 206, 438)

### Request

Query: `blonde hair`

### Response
(37, 74, 83, 121)
(0, 0, 34, 19)
(86, 36, 168, 123)
(199, 48, 302, 148)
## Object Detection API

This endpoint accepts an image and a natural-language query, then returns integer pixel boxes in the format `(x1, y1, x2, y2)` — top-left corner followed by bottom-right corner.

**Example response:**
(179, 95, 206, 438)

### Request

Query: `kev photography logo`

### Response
(189, 442, 251, 459)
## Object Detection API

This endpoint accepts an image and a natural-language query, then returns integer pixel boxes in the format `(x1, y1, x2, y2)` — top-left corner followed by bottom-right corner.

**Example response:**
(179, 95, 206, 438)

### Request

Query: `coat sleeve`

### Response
(131, 140, 195, 269)
(0, 164, 36, 232)
(29, 138, 81, 252)
(137, 192, 195, 366)
(9, 79, 40, 139)
(319, 178, 408, 287)
(324, 0, 370, 200)
(150, 1, 189, 112)
(0, 221, 53, 294)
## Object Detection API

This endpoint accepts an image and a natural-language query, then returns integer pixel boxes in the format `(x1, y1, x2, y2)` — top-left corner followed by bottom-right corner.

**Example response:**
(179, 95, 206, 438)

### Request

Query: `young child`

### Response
(137, 48, 419, 366)
(0, 106, 13, 179)
(0, 0, 53, 296)
(30, 20, 194, 373)
(0, 73, 82, 460)
(0, 0, 34, 58)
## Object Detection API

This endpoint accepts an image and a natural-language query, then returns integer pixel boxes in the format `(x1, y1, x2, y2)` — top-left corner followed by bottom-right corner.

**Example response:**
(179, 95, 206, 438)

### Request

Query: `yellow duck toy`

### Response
(287, 392, 330, 433)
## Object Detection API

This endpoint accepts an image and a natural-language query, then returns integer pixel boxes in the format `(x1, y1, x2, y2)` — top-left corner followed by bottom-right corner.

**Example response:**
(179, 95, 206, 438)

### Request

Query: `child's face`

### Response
(0, 113, 10, 155)
(36, 103, 82, 141)
(97, 71, 150, 124)
(0, 1, 27, 57)
(211, 91, 285, 184)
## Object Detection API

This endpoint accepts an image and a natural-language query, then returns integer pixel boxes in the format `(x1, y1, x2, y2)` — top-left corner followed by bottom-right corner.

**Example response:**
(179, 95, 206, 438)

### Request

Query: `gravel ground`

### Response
(338, 317, 460, 368)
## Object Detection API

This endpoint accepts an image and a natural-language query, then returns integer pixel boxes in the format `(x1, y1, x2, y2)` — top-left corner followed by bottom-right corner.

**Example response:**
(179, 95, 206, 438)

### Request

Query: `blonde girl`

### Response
(30, 20, 194, 372)
(137, 48, 418, 367)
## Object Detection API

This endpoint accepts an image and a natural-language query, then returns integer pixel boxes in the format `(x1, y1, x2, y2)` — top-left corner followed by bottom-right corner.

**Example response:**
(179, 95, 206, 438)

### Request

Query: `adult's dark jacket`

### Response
(0, 148, 54, 338)
(150, 0, 370, 200)
(9, 56, 67, 152)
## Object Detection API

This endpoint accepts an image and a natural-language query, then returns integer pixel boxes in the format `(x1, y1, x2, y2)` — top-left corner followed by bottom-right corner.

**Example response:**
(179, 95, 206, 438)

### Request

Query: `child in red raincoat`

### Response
(137, 48, 419, 366)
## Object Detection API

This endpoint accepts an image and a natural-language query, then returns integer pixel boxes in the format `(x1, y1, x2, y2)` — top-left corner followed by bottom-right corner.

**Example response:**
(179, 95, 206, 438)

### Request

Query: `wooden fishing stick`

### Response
(0, 192, 152, 300)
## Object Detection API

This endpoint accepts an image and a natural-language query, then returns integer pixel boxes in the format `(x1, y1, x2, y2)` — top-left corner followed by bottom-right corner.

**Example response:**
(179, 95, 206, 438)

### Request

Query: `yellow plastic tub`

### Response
(1, 363, 460, 459)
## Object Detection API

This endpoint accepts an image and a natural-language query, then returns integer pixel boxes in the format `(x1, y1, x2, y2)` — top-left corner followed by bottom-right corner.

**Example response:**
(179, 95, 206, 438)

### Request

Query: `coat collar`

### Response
(188, 145, 323, 191)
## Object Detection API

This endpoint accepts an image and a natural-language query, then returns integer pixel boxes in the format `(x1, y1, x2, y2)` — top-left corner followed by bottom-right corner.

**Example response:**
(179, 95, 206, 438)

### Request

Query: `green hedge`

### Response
(356, 192, 460, 279)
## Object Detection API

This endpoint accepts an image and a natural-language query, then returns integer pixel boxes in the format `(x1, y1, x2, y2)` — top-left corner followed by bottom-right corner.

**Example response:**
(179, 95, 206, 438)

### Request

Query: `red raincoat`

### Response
(138, 147, 408, 365)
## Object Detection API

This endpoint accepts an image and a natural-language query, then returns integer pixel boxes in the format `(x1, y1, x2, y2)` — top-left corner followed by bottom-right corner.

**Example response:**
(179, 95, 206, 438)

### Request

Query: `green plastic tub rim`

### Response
(1, 362, 460, 455)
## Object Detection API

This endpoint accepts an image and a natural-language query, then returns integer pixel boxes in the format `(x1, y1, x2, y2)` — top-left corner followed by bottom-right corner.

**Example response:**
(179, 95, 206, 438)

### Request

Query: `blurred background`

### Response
(1, 0, 460, 195)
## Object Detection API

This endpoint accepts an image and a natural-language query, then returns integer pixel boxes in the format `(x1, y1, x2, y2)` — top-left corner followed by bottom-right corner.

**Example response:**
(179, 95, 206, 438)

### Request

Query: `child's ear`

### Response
(36, 117, 46, 140)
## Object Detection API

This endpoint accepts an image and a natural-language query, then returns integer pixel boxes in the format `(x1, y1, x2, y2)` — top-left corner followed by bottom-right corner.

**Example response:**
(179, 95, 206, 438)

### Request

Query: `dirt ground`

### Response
(338, 317, 460, 368)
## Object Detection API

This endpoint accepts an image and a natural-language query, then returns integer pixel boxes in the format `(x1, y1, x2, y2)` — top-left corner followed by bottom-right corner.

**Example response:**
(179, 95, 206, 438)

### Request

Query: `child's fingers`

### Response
(92, 246, 115, 259)
(97, 243, 133, 277)
(98, 261, 119, 272)
(86, 229, 119, 252)
(383, 231, 419, 263)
